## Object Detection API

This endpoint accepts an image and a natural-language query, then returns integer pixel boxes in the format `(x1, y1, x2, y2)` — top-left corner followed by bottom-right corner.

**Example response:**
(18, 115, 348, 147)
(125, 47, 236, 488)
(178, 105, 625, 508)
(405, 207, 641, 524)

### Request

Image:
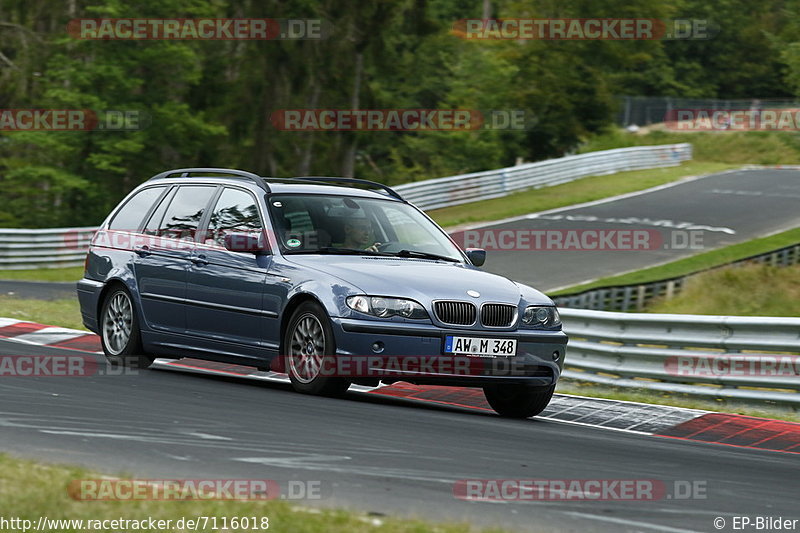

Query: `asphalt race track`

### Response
(0, 339, 797, 533)
(0, 280, 75, 300)
(468, 168, 800, 291)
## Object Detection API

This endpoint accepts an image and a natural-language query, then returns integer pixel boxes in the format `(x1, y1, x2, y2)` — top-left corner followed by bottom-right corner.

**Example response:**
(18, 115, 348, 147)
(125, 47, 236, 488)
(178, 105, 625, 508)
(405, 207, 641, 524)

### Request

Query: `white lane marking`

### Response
(0, 318, 22, 328)
(528, 213, 736, 234)
(233, 456, 456, 484)
(187, 432, 232, 441)
(39, 430, 181, 443)
(454, 169, 741, 231)
(235, 454, 352, 467)
(709, 188, 800, 200)
(13, 327, 89, 345)
(564, 511, 701, 533)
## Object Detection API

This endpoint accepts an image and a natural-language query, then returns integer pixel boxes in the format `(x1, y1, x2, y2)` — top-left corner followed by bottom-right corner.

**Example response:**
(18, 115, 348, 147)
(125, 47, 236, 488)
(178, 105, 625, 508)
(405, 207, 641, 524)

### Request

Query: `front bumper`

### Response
(330, 317, 568, 388)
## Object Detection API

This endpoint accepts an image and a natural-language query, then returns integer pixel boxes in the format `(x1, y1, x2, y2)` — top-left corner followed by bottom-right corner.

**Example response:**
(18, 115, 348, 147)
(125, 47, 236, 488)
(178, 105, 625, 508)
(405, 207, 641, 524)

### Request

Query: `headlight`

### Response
(346, 296, 428, 319)
(521, 306, 561, 328)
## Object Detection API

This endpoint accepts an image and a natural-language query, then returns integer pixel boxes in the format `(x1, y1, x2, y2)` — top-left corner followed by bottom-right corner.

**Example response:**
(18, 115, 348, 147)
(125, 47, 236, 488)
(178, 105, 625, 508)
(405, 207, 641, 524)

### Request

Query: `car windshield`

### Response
(267, 194, 464, 262)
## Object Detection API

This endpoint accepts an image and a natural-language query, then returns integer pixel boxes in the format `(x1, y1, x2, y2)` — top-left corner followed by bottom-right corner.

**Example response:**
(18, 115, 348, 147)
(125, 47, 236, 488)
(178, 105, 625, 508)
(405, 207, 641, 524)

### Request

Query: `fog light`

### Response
(372, 341, 385, 353)
(552, 351, 560, 361)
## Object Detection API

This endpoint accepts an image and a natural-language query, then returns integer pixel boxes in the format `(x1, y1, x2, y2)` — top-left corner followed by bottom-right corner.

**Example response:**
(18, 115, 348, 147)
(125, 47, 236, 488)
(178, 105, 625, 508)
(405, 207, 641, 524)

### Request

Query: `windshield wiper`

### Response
(392, 249, 461, 262)
(285, 247, 389, 256)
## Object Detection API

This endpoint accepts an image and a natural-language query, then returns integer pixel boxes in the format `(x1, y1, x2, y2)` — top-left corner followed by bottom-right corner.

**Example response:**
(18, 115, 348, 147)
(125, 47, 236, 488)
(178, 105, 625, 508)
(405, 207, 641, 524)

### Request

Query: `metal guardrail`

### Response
(554, 242, 800, 312)
(0, 227, 96, 269)
(0, 144, 692, 269)
(560, 308, 800, 406)
(393, 143, 692, 210)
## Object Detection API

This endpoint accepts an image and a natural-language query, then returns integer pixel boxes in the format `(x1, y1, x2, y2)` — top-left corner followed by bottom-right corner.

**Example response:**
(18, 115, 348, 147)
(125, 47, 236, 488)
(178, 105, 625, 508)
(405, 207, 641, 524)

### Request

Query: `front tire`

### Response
(284, 301, 350, 396)
(100, 286, 153, 369)
(483, 384, 555, 418)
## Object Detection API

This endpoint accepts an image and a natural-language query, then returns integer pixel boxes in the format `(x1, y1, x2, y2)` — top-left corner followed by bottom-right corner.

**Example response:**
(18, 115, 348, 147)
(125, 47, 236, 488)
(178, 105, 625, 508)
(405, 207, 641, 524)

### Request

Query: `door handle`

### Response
(191, 254, 208, 266)
(134, 245, 151, 257)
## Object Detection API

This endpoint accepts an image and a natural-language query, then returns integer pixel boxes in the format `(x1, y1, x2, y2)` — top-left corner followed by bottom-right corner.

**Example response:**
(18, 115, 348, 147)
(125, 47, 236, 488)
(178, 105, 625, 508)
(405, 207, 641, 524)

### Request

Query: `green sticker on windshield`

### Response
(286, 238, 302, 248)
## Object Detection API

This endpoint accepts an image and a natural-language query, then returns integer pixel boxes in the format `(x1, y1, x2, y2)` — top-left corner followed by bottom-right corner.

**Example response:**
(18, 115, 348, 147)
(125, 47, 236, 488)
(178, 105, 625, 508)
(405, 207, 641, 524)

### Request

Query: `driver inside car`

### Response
(341, 217, 381, 252)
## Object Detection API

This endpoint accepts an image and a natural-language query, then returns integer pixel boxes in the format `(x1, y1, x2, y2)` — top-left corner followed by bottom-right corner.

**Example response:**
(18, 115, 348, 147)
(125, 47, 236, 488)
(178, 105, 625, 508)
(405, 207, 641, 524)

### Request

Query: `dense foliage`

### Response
(0, 0, 797, 226)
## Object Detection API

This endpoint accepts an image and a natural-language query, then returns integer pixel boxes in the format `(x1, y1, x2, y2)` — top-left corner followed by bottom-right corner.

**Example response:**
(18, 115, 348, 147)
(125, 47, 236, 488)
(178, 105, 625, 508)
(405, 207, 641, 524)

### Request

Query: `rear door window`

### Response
(156, 186, 217, 241)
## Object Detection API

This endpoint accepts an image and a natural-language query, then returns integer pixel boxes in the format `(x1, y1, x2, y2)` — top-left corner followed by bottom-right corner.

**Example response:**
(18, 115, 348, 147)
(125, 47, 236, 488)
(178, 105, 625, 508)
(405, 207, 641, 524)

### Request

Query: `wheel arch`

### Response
(96, 278, 131, 321)
(278, 292, 328, 356)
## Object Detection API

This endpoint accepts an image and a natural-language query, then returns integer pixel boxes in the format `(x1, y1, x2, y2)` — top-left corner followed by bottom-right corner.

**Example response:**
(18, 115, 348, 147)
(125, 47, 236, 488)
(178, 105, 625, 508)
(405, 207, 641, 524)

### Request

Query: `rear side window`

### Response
(206, 188, 263, 246)
(107, 187, 166, 231)
(157, 186, 216, 241)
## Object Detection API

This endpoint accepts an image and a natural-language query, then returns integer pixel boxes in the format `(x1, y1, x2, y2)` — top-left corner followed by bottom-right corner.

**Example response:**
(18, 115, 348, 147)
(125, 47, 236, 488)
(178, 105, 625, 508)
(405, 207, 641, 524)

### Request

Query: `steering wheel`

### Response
(376, 242, 402, 253)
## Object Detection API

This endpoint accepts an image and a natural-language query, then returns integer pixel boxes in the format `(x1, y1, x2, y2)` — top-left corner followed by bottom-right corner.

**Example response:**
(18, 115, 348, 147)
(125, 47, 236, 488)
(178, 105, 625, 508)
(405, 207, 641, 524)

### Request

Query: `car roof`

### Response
(265, 180, 398, 200)
(143, 169, 403, 202)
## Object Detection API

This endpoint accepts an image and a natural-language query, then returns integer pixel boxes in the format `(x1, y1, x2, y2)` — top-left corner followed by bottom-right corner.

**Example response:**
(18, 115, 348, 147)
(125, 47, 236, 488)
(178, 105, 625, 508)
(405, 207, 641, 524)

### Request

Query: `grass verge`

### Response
(646, 263, 800, 316)
(0, 453, 496, 533)
(552, 226, 800, 295)
(555, 380, 800, 422)
(0, 266, 85, 282)
(429, 161, 734, 228)
(580, 129, 800, 165)
(0, 296, 85, 330)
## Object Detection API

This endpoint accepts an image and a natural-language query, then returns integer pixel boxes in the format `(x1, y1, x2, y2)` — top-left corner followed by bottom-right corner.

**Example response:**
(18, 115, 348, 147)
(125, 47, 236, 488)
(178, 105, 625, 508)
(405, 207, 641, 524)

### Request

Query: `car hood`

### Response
(283, 255, 553, 306)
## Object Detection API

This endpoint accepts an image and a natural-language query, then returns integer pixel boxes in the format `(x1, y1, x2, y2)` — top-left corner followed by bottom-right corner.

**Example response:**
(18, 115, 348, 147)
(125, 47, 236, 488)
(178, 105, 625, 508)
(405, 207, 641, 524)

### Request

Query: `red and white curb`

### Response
(1, 317, 799, 454)
(0, 318, 102, 352)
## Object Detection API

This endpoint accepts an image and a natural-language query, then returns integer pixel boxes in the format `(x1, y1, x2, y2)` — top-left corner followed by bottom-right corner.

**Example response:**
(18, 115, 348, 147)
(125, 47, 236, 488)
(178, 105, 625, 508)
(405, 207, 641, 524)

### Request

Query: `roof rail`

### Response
(147, 167, 269, 192)
(291, 176, 405, 202)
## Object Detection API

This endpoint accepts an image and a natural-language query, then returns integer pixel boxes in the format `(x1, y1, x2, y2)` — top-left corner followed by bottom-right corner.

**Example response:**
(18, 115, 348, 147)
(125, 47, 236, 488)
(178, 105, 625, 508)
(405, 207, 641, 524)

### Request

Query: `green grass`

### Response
(555, 381, 800, 421)
(646, 263, 800, 316)
(0, 266, 84, 282)
(0, 453, 501, 533)
(580, 129, 800, 165)
(0, 296, 85, 330)
(552, 226, 800, 295)
(428, 161, 734, 228)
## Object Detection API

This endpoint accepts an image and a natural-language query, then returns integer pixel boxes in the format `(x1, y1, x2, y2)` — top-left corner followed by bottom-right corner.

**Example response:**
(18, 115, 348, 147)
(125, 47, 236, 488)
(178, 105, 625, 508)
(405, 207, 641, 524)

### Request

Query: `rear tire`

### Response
(483, 384, 555, 418)
(284, 301, 350, 397)
(99, 286, 154, 369)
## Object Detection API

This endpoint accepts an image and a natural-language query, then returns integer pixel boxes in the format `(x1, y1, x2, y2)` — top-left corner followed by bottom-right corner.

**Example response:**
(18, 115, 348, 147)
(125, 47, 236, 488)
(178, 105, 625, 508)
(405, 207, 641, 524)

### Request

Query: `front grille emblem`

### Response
(467, 290, 480, 298)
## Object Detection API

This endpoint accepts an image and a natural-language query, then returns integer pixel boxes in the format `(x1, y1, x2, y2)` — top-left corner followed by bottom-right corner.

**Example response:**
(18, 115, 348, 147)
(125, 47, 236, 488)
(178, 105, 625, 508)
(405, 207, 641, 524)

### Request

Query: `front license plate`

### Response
(444, 336, 517, 357)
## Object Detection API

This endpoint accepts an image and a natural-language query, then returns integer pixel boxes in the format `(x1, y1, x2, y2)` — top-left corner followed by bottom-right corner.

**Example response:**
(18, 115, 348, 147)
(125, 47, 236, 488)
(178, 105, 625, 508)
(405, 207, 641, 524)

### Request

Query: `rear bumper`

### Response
(76, 278, 104, 334)
(330, 318, 568, 388)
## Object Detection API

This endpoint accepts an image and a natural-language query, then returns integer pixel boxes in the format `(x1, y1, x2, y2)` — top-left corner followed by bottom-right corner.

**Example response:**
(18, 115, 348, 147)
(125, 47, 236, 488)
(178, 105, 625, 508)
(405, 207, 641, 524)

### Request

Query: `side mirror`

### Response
(466, 248, 486, 267)
(224, 232, 269, 254)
